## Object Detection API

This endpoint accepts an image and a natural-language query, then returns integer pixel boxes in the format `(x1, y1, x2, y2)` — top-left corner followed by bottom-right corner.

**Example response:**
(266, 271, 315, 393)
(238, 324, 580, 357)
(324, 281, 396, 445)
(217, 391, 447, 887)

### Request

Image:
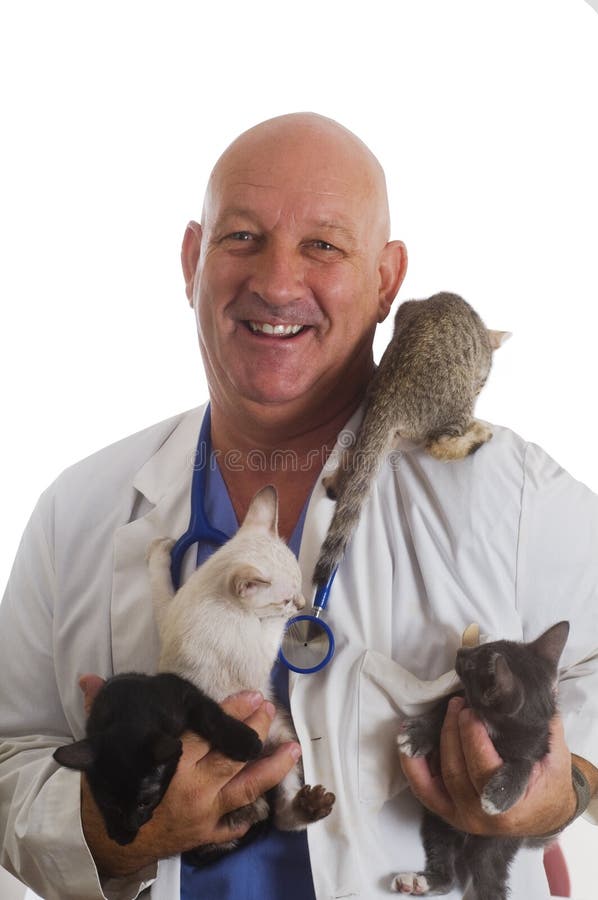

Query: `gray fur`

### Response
(314, 292, 506, 587)
(392, 622, 570, 898)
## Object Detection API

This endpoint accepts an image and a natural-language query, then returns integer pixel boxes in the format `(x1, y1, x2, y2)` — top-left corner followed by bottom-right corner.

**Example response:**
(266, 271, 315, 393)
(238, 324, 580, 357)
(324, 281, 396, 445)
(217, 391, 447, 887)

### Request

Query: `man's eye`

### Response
(312, 240, 336, 251)
(227, 231, 254, 241)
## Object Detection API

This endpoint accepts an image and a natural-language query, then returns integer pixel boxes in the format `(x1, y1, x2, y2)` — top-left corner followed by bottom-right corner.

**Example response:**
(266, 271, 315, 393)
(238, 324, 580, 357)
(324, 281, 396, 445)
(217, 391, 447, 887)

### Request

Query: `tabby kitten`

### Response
(392, 621, 569, 899)
(53, 672, 262, 845)
(146, 485, 335, 856)
(314, 292, 509, 587)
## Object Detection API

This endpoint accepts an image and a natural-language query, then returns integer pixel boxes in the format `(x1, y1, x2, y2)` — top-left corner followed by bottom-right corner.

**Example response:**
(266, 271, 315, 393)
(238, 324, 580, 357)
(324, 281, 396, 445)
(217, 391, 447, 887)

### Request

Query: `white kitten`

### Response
(147, 485, 335, 847)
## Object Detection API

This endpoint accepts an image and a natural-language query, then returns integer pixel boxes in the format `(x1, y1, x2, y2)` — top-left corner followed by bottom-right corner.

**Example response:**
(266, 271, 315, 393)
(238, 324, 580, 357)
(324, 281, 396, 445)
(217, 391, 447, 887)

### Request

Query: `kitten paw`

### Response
(292, 784, 336, 823)
(217, 720, 263, 761)
(396, 718, 434, 758)
(146, 536, 176, 563)
(426, 421, 492, 461)
(390, 872, 430, 894)
(481, 769, 525, 815)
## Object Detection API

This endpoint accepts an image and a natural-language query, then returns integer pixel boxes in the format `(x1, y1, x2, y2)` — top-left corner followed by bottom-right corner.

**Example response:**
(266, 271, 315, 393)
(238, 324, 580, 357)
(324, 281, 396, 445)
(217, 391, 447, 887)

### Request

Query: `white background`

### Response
(0, 1, 596, 897)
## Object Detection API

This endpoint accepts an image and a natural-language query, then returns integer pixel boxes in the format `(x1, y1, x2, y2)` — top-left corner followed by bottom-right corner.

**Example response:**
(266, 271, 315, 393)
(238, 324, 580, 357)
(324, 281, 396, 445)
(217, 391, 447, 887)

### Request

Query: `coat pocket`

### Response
(357, 649, 461, 810)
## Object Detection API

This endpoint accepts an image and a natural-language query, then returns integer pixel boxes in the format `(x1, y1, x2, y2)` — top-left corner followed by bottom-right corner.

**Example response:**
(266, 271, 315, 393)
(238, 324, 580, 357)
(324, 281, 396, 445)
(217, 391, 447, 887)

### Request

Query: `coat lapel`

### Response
(110, 405, 205, 675)
(291, 406, 365, 899)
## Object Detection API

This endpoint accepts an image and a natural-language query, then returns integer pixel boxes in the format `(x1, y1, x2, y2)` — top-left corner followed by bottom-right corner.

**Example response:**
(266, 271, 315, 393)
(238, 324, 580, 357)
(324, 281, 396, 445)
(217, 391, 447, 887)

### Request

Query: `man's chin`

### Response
(229, 371, 316, 407)
(242, 386, 313, 407)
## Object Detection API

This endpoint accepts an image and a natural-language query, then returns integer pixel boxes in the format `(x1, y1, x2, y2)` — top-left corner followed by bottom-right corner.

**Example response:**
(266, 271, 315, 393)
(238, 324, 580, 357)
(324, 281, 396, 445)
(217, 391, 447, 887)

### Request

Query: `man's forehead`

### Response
(203, 118, 390, 240)
(206, 173, 371, 228)
(214, 161, 365, 195)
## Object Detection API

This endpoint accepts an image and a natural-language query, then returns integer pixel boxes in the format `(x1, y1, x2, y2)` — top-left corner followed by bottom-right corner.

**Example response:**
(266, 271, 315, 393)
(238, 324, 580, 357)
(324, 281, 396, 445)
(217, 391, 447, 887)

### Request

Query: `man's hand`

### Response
(399, 696, 576, 837)
(78, 678, 301, 877)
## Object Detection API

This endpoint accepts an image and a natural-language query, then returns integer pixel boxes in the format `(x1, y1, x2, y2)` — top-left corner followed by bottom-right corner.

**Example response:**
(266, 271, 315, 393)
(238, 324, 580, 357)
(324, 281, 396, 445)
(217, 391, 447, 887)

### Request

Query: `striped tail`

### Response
(313, 414, 392, 587)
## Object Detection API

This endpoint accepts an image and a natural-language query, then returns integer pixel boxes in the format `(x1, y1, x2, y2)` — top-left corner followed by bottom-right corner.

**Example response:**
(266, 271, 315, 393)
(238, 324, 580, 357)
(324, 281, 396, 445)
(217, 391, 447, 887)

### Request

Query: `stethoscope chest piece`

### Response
(169, 405, 340, 675)
(278, 573, 337, 674)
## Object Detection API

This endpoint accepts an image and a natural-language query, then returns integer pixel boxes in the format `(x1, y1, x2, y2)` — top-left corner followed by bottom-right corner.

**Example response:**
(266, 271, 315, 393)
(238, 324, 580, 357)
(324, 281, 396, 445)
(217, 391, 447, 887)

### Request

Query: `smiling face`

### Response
(182, 114, 407, 423)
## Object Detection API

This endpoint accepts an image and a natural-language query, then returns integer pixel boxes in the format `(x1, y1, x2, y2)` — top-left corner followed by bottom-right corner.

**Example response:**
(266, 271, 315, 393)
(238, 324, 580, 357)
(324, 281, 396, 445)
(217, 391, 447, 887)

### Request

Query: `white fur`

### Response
(147, 488, 334, 831)
(391, 872, 430, 894)
(480, 794, 504, 816)
(396, 731, 417, 757)
(148, 532, 302, 700)
(480, 792, 502, 816)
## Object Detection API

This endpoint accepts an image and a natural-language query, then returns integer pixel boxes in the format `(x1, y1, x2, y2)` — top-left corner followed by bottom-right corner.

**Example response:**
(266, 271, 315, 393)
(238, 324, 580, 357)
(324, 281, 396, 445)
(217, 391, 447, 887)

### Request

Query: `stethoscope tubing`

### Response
(169, 407, 229, 591)
(169, 404, 338, 673)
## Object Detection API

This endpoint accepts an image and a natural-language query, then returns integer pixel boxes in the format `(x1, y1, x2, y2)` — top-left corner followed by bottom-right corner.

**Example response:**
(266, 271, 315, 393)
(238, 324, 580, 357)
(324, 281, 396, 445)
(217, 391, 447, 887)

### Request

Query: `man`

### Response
(1, 113, 597, 899)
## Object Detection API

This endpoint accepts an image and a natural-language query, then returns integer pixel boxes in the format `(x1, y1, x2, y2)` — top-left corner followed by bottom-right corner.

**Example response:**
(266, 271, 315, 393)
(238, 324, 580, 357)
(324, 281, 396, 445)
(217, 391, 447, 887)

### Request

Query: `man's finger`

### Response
(439, 697, 473, 796)
(220, 691, 265, 722)
(458, 707, 502, 793)
(196, 697, 284, 790)
(399, 753, 453, 820)
(219, 742, 302, 815)
(187, 692, 272, 780)
(224, 697, 278, 746)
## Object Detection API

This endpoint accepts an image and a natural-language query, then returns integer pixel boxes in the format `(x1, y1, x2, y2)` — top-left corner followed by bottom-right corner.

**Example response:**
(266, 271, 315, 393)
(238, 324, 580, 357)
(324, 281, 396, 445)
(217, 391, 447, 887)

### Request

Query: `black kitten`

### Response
(53, 672, 262, 845)
(393, 621, 569, 900)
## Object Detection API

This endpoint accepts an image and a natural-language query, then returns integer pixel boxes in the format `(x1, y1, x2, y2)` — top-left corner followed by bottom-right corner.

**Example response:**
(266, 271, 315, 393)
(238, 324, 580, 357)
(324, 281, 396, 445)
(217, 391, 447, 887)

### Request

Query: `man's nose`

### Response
(246, 240, 305, 308)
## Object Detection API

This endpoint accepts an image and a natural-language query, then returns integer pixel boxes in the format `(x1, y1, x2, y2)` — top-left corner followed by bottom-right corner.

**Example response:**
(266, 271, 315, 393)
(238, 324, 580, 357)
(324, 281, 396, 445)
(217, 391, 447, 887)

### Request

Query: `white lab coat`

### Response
(1, 403, 597, 900)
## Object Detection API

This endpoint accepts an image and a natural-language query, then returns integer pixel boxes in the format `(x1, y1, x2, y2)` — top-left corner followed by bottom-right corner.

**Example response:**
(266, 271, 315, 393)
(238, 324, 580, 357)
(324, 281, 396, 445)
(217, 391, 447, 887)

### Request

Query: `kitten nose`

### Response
(293, 594, 306, 610)
(456, 649, 474, 675)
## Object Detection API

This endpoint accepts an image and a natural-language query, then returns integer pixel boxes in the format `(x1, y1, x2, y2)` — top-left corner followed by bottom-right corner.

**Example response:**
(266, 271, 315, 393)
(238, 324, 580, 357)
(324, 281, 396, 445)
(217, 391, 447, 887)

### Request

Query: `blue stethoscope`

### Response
(169, 406, 337, 675)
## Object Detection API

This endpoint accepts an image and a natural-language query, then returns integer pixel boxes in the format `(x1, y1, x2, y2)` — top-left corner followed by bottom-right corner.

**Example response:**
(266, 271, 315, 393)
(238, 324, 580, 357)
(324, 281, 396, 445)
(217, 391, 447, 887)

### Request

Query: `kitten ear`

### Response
(230, 565, 272, 598)
(487, 329, 512, 350)
(484, 655, 525, 714)
(240, 486, 279, 535)
(150, 733, 182, 765)
(530, 621, 569, 668)
(53, 739, 96, 771)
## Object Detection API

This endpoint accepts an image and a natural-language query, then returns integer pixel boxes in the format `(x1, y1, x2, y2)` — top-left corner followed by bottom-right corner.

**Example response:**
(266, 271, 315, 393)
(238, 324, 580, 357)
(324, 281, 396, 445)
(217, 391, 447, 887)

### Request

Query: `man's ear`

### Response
(377, 240, 408, 323)
(181, 221, 203, 306)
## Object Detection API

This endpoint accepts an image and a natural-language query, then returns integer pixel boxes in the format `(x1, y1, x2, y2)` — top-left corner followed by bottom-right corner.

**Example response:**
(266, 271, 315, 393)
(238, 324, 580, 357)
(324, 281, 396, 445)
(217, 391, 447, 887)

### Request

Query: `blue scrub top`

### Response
(180, 446, 316, 899)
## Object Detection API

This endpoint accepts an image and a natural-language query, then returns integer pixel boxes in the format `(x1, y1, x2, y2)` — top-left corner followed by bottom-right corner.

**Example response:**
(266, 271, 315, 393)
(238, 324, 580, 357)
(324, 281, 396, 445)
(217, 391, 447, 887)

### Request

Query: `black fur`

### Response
(53, 672, 262, 845)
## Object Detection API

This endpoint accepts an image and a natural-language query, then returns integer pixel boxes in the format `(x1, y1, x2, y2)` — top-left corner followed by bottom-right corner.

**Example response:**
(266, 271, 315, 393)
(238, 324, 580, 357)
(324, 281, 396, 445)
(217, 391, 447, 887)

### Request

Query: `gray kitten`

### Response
(314, 292, 509, 587)
(393, 621, 569, 899)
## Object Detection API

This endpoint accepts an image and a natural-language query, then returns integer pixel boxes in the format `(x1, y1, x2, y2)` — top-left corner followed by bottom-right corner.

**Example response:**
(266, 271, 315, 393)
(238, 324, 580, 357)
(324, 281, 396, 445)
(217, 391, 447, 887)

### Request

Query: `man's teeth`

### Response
(248, 321, 304, 336)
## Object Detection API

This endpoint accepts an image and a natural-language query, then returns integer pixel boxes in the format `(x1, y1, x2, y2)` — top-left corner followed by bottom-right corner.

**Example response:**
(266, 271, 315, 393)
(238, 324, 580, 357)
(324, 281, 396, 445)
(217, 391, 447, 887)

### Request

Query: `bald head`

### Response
(202, 113, 391, 246)
(182, 111, 407, 425)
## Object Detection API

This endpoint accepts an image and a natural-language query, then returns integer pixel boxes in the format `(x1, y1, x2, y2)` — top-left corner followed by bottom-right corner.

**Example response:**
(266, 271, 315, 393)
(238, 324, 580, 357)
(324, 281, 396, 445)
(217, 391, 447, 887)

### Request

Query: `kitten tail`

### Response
(313, 414, 392, 587)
